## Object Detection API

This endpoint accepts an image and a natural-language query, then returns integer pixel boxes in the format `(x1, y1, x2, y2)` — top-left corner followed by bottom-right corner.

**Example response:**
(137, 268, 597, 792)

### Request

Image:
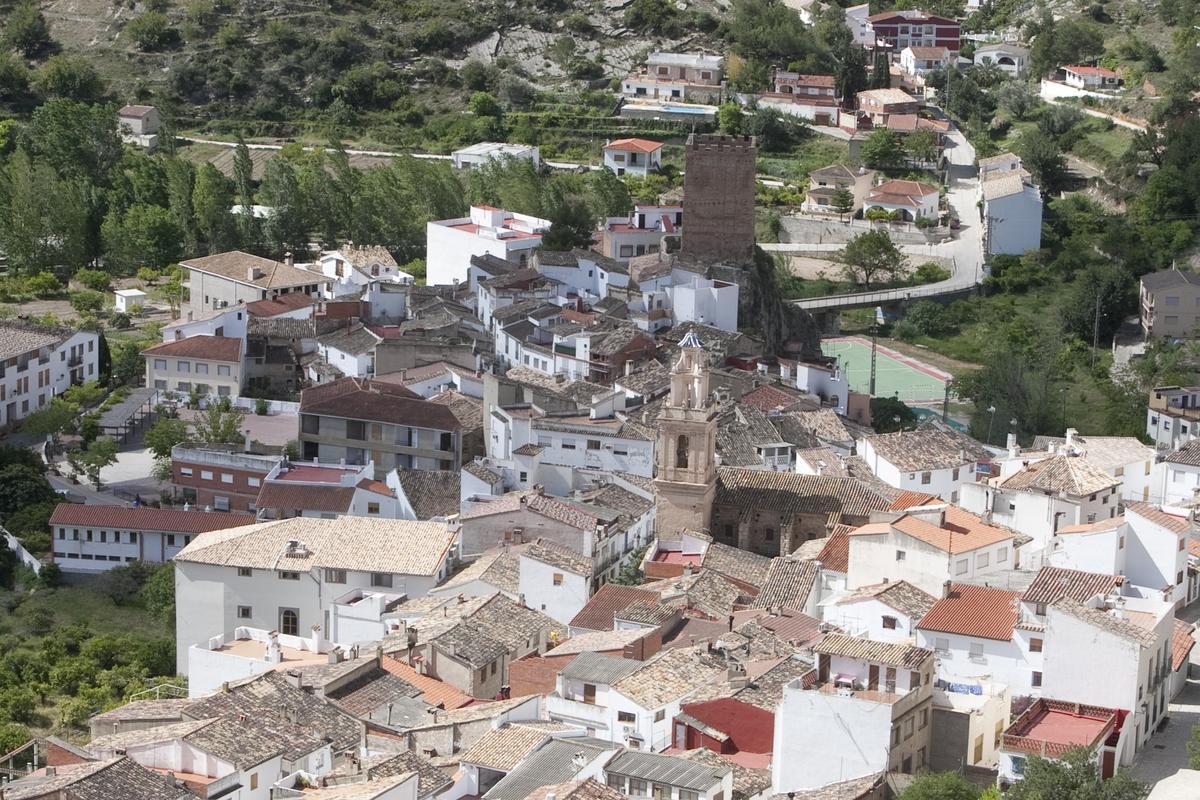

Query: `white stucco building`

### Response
(857, 430, 980, 502)
(426, 206, 551, 286)
(0, 322, 101, 428)
(602, 139, 663, 177)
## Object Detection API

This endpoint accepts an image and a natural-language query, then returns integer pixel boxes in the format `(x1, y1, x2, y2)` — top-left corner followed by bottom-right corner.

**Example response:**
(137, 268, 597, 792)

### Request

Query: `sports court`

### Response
(821, 336, 952, 404)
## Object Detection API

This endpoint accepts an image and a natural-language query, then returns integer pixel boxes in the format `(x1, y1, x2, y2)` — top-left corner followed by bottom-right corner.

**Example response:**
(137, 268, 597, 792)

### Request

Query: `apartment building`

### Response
(0, 322, 101, 428)
(621, 52, 724, 103)
(864, 10, 961, 52)
(1140, 268, 1200, 339)
(426, 206, 551, 286)
(48, 504, 253, 573)
(143, 335, 244, 398)
(298, 377, 462, 479)
(171, 446, 281, 513)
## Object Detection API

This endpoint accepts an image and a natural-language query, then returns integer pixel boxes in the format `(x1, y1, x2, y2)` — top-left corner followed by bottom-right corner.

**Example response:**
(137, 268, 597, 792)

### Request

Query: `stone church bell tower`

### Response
(653, 332, 718, 535)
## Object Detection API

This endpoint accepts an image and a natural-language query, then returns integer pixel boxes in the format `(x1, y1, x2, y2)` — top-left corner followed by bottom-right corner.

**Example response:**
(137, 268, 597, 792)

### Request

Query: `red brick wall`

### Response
(172, 460, 268, 512)
(509, 653, 572, 698)
(45, 741, 90, 768)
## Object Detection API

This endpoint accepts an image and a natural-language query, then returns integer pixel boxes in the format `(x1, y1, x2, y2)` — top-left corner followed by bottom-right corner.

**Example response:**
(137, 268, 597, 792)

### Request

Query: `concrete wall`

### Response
(146, 355, 241, 397)
(772, 684, 892, 792)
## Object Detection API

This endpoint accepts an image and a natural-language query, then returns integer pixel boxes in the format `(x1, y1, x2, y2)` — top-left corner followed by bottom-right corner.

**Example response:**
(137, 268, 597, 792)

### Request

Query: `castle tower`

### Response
(680, 134, 758, 264)
(654, 331, 718, 535)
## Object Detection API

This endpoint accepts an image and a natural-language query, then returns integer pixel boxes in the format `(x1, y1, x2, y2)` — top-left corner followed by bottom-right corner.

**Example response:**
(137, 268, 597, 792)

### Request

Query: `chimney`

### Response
(285, 251, 294, 266)
(572, 751, 588, 769)
(265, 630, 282, 664)
(247, 266, 263, 281)
(1065, 428, 1079, 454)
(164, 771, 176, 788)
(45, 767, 56, 777)
(626, 359, 634, 377)
(1006, 432, 1019, 459)
(243, 429, 252, 453)
(942, 580, 952, 599)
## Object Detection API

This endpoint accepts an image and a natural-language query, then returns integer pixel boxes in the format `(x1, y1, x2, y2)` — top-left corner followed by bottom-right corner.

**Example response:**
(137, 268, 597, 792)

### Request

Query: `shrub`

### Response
(27, 272, 61, 298)
(110, 311, 132, 329)
(255, 397, 269, 415)
(68, 289, 105, 316)
(73, 268, 111, 292)
(126, 10, 174, 51)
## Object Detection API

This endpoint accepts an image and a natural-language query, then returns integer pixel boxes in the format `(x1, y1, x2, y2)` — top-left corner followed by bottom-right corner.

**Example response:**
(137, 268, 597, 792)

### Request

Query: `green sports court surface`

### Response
(821, 336, 952, 404)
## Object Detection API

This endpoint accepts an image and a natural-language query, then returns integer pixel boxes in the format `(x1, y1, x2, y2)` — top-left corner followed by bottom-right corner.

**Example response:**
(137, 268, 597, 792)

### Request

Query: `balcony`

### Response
(68, 355, 83, 368)
(546, 693, 610, 727)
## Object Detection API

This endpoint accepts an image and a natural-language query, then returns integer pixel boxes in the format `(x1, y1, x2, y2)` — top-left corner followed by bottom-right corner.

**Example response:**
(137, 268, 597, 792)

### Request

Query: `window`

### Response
(997, 546, 1008, 562)
(583, 683, 597, 704)
(892, 726, 901, 746)
(325, 569, 346, 583)
(177, 361, 191, 373)
(679, 792, 698, 800)
(973, 734, 984, 764)
(166, 534, 175, 546)
(952, 467, 960, 481)
(371, 572, 394, 588)
(218, 364, 231, 376)
(250, 774, 258, 791)
(1031, 671, 1042, 687)
(248, 477, 261, 487)
(921, 471, 931, 485)
(629, 780, 648, 796)
(956, 558, 969, 575)
(765, 528, 775, 541)
(553, 572, 564, 586)
(237, 606, 252, 619)
(280, 608, 299, 636)
(478, 667, 487, 683)
(919, 708, 928, 729)
(976, 552, 990, 568)
(1012, 756, 1026, 777)
(995, 720, 1004, 748)
(279, 570, 301, 580)
(896, 549, 906, 561)
(676, 435, 689, 468)
(607, 775, 625, 791)
(153, 358, 167, 370)
(301, 415, 320, 434)
(935, 637, 949, 653)
(562, 440, 576, 450)
(238, 567, 252, 577)
(969, 642, 985, 662)
(213, 496, 230, 511)
(1029, 637, 1043, 652)
(882, 616, 898, 630)
(654, 709, 665, 722)
(1181, 537, 1187, 552)
(201, 470, 213, 480)
(1179, 570, 1185, 584)
(587, 439, 601, 451)
(519, 472, 528, 482)
(180, 467, 193, 477)
(196, 363, 209, 374)
(220, 473, 233, 484)
(490, 661, 497, 675)
(618, 711, 636, 723)
(346, 420, 366, 440)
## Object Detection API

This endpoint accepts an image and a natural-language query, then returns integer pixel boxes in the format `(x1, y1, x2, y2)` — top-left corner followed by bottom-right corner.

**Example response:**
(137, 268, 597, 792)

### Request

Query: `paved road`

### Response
(786, 128, 983, 311)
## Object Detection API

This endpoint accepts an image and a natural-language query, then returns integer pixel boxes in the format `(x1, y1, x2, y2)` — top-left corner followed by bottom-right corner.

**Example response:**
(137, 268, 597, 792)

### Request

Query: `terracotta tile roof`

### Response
(182, 250, 322, 289)
(917, 583, 1020, 640)
(816, 525, 852, 573)
(48, 503, 254, 534)
(755, 558, 820, 611)
(1056, 516, 1125, 535)
(175, 517, 456, 576)
(462, 723, 549, 770)
(1126, 502, 1193, 534)
(4, 757, 192, 800)
(1065, 64, 1118, 77)
(1021, 566, 1123, 606)
(142, 335, 242, 362)
(701, 541, 772, 589)
(463, 460, 504, 486)
(862, 430, 972, 471)
(605, 138, 664, 153)
(368, 750, 453, 797)
(395, 469, 460, 519)
(889, 491, 941, 510)
(814, 633, 932, 669)
(300, 377, 460, 431)
(715, 468, 893, 519)
(997, 455, 1120, 496)
(246, 291, 313, 317)
(0, 321, 69, 360)
(570, 583, 662, 631)
(850, 506, 1015, 555)
(525, 779, 626, 800)
(545, 628, 652, 656)
(837, 580, 936, 619)
(256, 482, 355, 513)
(428, 390, 483, 432)
(739, 383, 807, 412)
(1051, 599, 1161, 648)
(379, 657, 476, 709)
(613, 647, 726, 708)
(1172, 620, 1196, 671)
(523, 540, 594, 576)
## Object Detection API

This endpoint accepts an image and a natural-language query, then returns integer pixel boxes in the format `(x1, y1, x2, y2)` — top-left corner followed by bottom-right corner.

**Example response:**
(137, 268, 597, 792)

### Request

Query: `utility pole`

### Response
(1091, 293, 1101, 370)
(870, 316, 878, 397)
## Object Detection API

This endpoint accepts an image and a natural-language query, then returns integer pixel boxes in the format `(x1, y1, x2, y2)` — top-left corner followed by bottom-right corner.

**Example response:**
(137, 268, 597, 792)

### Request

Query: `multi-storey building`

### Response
(170, 446, 281, 513)
(864, 10, 961, 52)
(181, 251, 325, 318)
(0, 322, 100, 428)
(298, 377, 462, 478)
(143, 335, 244, 398)
(1140, 268, 1200, 340)
(426, 206, 551, 286)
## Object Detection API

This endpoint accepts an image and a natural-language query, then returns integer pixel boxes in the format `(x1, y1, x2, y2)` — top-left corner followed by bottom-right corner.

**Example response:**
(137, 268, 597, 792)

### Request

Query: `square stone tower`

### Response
(654, 331, 718, 536)
(680, 134, 758, 264)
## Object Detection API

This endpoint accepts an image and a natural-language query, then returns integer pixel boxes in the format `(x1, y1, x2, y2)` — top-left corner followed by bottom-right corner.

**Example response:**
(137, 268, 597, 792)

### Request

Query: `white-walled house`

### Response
(846, 505, 1018, 596)
(666, 276, 739, 332)
(982, 172, 1042, 256)
(1032, 431, 1159, 503)
(863, 180, 940, 222)
(144, 335, 243, 398)
(452, 142, 541, 170)
(773, 634, 934, 791)
(602, 139, 663, 177)
(825, 580, 936, 643)
(519, 541, 594, 625)
(973, 43, 1030, 77)
(900, 46, 951, 75)
(1160, 440, 1200, 505)
(1124, 502, 1192, 607)
(426, 206, 551, 287)
(998, 699, 1125, 787)
(0, 322, 102, 428)
(857, 430, 980, 502)
(1062, 65, 1121, 90)
(173, 516, 458, 674)
(310, 245, 409, 299)
(1146, 386, 1200, 451)
(915, 583, 1031, 695)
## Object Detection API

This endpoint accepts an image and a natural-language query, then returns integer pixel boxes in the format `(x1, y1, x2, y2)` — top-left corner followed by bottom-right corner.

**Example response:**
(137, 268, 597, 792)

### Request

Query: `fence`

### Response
(1, 527, 41, 575)
(231, 397, 300, 416)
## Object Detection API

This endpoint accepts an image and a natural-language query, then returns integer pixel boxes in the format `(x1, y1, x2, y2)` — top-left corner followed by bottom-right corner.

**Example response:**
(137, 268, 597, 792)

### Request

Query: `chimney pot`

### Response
(942, 579, 952, 599)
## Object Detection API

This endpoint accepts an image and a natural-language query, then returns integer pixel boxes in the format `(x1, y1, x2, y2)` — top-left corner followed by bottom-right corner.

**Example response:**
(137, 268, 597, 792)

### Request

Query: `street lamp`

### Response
(985, 405, 997, 444)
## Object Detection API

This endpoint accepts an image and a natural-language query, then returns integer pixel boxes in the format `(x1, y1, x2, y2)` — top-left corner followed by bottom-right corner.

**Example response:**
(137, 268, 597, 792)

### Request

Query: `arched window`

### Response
(280, 609, 299, 636)
(676, 435, 689, 469)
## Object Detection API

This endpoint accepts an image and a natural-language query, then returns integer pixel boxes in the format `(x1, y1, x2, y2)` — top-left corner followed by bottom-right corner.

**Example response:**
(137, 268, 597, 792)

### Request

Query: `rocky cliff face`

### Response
(731, 249, 823, 361)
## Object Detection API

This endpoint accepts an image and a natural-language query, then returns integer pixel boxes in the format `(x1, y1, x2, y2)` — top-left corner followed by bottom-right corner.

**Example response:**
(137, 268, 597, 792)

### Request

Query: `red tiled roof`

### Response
(739, 384, 806, 412)
(1065, 65, 1117, 77)
(817, 524, 851, 573)
(357, 479, 394, 496)
(380, 657, 477, 709)
(246, 292, 313, 317)
(851, 506, 1014, 555)
(142, 335, 242, 362)
(605, 138, 663, 154)
(917, 583, 1020, 641)
(1126, 502, 1192, 534)
(48, 504, 253, 533)
(1172, 620, 1196, 671)
(1021, 566, 1123, 607)
(255, 483, 354, 513)
(889, 491, 941, 510)
(568, 584, 659, 631)
(300, 377, 459, 431)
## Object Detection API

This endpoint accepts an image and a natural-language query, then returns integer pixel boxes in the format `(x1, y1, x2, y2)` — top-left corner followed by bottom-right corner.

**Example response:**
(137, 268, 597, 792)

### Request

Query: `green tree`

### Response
(841, 230, 905, 288)
(623, 0, 681, 35)
(193, 401, 243, 444)
(33, 56, 106, 104)
(76, 437, 119, 489)
(719, 103, 745, 135)
(901, 300, 956, 336)
(540, 196, 596, 251)
(897, 771, 981, 800)
(21, 398, 78, 439)
(861, 129, 906, 170)
(1059, 263, 1134, 345)
(0, 55, 31, 100)
(0, 150, 91, 274)
(468, 91, 502, 117)
(585, 168, 632, 219)
(164, 157, 199, 256)
(0, 687, 37, 724)
(612, 544, 649, 585)
(830, 188, 854, 220)
(260, 156, 308, 257)
(871, 51, 890, 88)
(1005, 748, 1146, 800)
(0, 722, 32, 755)
(4, 1, 52, 57)
(26, 98, 121, 183)
(140, 565, 176, 626)
(906, 130, 938, 165)
(125, 11, 174, 50)
(1016, 134, 1068, 195)
(69, 289, 105, 316)
(1188, 722, 1200, 768)
(101, 203, 184, 272)
(870, 397, 918, 432)
(145, 417, 191, 459)
(725, 0, 814, 65)
(4, 501, 57, 556)
(73, 268, 111, 293)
